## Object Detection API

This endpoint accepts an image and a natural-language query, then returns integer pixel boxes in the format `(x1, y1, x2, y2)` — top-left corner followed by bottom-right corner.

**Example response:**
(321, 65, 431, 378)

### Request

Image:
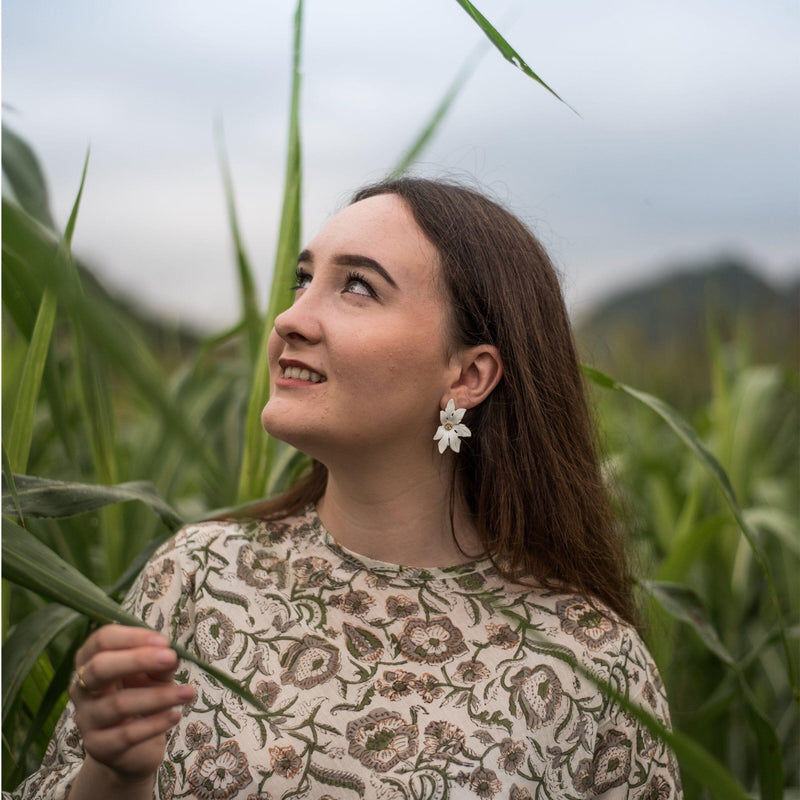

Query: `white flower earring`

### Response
(434, 399, 471, 453)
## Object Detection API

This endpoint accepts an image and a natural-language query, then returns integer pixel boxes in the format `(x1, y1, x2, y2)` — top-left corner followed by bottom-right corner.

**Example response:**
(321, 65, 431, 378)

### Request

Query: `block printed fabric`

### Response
(10, 507, 682, 800)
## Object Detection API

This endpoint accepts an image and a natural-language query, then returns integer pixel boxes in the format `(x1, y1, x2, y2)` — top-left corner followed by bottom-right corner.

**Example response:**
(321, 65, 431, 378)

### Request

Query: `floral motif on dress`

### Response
(345, 708, 418, 772)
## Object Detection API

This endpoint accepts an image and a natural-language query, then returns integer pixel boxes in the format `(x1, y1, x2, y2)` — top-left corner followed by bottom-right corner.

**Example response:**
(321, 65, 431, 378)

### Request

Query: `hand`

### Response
(69, 625, 195, 783)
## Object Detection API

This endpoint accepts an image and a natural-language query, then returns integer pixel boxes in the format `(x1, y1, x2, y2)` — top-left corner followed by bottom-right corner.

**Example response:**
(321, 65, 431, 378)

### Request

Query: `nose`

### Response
(273, 290, 322, 345)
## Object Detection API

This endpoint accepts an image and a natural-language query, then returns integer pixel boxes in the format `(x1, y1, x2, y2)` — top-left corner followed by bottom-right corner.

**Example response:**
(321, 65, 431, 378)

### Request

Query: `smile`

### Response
(282, 366, 326, 383)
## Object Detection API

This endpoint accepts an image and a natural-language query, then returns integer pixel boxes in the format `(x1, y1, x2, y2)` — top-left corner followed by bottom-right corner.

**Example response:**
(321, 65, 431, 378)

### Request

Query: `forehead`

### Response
(308, 194, 440, 282)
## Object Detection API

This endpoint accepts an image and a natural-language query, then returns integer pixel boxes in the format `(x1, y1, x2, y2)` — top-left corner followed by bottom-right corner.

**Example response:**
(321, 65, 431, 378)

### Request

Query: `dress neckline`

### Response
(305, 505, 495, 582)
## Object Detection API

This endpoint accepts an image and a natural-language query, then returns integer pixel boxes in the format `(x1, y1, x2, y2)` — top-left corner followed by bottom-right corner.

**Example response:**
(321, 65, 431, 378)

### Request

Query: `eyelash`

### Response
(291, 268, 312, 292)
(290, 268, 377, 299)
(344, 270, 377, 298)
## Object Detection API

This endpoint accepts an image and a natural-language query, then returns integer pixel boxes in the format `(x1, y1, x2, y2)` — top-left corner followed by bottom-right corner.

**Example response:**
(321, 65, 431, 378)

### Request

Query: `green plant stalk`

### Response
(583, 365, 799, 705)
(238, 0, 304, 503)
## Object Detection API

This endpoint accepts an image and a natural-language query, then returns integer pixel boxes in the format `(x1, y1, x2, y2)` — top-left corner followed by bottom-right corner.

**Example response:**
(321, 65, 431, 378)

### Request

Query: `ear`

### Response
(442, 345, 503, 410)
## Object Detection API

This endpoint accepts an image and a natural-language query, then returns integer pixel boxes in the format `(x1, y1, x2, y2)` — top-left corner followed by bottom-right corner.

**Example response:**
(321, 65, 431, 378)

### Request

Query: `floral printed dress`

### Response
(10, 507, 682, 800)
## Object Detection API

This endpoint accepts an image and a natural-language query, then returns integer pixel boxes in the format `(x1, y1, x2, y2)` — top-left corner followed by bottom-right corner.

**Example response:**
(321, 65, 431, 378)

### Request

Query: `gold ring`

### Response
(74, 665, 91, 693)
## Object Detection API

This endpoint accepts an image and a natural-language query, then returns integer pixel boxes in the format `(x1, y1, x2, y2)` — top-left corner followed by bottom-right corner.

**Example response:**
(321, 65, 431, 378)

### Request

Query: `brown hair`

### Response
(253, 177, 636, 625)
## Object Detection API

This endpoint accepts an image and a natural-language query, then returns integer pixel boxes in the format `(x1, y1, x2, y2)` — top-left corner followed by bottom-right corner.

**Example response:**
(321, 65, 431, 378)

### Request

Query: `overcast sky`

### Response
(3, 0, 798, 329)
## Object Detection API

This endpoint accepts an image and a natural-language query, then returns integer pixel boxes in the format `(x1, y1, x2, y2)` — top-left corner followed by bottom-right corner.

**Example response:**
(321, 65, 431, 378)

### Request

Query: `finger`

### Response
(74, 647, 178, 696)
(78, 684, 195, 730)
(76, 626, 169, 669)
(83, 708, 182, 758)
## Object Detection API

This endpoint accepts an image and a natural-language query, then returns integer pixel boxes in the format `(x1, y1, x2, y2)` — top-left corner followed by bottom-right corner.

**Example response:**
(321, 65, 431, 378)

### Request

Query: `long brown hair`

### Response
(253, 177, 636, 625)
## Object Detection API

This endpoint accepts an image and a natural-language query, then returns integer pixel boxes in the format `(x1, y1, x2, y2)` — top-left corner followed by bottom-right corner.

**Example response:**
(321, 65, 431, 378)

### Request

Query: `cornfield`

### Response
(2, 3, 798, 798)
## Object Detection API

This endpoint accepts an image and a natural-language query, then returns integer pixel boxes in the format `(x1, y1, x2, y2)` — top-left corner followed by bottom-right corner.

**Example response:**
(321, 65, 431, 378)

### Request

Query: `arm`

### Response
(591, 630, 683, 799)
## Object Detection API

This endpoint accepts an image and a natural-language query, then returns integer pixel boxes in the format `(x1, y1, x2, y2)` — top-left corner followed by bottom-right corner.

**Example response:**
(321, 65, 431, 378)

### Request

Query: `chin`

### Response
(261, 402, 319, 454)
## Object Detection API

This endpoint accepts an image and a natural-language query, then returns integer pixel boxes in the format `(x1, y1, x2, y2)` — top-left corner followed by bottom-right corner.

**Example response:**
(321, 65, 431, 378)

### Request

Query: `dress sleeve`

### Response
(589, 629, 683, 800)
(5, 532, 190, 800)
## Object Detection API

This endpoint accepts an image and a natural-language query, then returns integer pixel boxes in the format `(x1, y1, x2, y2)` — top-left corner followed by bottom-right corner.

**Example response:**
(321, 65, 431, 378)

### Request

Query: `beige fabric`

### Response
(10, 507, 682, 800)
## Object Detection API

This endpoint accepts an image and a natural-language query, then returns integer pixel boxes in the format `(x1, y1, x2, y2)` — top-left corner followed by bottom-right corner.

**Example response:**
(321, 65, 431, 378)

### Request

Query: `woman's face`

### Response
(261, 193, 458, 462)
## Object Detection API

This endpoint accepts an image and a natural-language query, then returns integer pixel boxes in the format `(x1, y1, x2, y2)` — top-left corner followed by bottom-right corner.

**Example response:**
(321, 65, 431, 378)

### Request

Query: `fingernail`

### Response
(147, 633, 169, 646)
(155, 649, 176, 665)
(177, 685, 195, 701)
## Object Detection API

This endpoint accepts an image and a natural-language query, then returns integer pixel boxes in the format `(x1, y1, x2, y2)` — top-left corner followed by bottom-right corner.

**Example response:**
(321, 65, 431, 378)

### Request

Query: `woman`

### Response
(11, 179, 681, 800)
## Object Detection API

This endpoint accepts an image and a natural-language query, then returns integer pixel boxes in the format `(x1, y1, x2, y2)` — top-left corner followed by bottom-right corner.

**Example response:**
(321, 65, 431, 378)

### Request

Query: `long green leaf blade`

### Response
(2, 605, 80, 723)
(6, 288, 57, 474)
(389, 39, 488, 179)
(2, 474, 184, 532)
(238, 0, 304, 502)
(2, 519, 268, 716)
(452, 0, 571, 109)
(216, 121, 261, 363)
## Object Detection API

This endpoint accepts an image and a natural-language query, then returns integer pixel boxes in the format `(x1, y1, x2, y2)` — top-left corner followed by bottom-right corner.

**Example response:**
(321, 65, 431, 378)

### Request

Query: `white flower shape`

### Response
(433, 399, 471, 453)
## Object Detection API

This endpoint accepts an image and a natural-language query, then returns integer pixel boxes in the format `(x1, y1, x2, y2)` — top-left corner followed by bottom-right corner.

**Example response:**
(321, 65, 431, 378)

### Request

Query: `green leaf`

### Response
(2, 198, 224, 491)
(452, 0, 572, 110)
(238, 0, 304, 502)
(1, 446, 24, 526)
(1, 124, 57, 229)
(2, 604, 80, 723)
(216, 120, 261, 363)
(6, 288, 57, 474)
(2, 474, 184, 532)
(642, 580, 785, 799)
(1, 519, 269, 717)
(582, 364, 799, 702)
(2, 518, 143, 626)
(642, 581, 734, 666)
(389, 38, 488, 179)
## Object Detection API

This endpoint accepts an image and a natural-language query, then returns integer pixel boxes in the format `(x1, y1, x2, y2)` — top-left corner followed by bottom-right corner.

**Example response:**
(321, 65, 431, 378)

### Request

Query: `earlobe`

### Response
(445, 345, 503, 410)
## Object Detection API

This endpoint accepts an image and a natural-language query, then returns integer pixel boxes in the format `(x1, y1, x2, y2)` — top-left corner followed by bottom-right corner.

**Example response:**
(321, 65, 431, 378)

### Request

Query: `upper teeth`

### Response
(284, 366, 325, 382)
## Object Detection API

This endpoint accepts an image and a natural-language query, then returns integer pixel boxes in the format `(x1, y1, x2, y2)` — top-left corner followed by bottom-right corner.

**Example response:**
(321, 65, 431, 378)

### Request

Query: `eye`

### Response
(291, 268, 312, 292)
(344, 271, 377, 298)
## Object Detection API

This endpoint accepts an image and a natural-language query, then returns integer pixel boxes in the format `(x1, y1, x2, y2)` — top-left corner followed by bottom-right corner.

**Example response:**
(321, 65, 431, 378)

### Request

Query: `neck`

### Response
(315, 453, 483, 568)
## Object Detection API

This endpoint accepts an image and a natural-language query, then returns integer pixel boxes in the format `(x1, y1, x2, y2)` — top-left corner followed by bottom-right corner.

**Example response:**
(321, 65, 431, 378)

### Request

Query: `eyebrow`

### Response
(297, 249, 399, 289)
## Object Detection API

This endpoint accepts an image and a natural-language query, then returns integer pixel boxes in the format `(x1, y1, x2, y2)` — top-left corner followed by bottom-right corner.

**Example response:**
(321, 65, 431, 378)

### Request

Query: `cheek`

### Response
(267, 328, 282, 378)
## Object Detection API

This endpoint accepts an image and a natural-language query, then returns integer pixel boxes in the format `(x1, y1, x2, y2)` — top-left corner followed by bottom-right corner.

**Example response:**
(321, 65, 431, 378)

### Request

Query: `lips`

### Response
(279, 359, 326, 383)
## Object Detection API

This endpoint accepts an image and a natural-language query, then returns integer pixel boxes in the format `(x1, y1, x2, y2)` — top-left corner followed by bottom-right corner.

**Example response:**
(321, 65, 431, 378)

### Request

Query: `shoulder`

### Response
(492, 582, 666, 707)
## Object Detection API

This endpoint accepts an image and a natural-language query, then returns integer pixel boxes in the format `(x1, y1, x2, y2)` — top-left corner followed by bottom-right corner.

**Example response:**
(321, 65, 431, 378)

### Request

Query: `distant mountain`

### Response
(576, 256, 799, 409)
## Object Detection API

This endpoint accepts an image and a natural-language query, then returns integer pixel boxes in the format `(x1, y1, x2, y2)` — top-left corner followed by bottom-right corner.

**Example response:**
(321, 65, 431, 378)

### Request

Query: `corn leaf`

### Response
(642, 580, 784, 799)
(452, 0, 571, 109)
(582, 364, 799, 702)
(238, 0, 304, 502)
(389, 39, 488, 179)
(2, 519, 269, 717)
(2, 604, 80, 724)
(216, 121, 261, 363)
(2, 474, 183, 532)
(1, 124, 57, 229)
(643, 581, 734, 666)
(3, 198, 224, 490)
